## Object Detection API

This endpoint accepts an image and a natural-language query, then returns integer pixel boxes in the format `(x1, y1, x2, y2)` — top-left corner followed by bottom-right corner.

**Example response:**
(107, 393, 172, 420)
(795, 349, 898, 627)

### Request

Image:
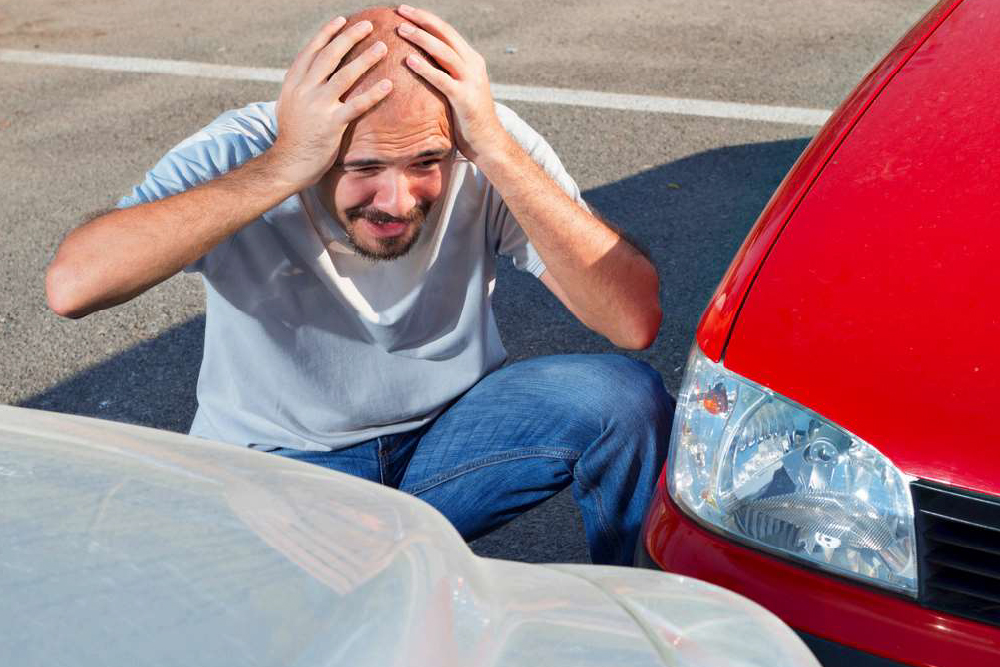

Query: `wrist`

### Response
(256, 142, 316, 196)
(207, 148, 307, 218)
(467, 127, 521, 174)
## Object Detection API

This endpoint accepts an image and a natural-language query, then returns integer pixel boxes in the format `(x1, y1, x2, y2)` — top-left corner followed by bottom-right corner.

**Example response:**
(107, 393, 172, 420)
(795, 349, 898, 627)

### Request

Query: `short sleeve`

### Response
(487, 103, 590, 278)
(115, 101, 278, 275)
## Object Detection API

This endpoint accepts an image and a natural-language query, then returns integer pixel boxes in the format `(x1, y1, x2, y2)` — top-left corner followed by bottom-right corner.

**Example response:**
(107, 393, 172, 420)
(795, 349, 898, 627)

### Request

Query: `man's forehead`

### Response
(340, 92, 452, 161)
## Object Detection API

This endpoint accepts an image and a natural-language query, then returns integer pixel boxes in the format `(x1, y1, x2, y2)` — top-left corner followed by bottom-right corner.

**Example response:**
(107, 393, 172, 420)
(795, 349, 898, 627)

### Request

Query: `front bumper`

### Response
(639, 474, 1000, 667)
(635, 545, 906, 666)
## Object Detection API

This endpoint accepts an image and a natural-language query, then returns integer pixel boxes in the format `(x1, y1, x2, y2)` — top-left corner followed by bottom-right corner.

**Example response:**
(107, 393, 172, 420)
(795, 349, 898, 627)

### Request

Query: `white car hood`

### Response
(0, 406, 818, 667)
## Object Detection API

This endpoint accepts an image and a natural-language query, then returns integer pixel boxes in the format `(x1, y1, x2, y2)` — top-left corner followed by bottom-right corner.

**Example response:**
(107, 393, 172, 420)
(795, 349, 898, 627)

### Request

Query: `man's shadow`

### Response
(19, 137, 810, 436)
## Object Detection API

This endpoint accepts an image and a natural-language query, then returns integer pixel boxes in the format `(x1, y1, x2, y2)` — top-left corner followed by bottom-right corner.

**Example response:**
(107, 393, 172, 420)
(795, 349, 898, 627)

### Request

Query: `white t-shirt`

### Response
(118, 101, 587, 450)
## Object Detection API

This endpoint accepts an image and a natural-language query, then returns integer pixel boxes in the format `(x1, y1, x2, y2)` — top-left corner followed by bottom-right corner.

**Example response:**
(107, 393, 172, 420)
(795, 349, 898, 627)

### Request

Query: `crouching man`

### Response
(46, 5, 673, 565)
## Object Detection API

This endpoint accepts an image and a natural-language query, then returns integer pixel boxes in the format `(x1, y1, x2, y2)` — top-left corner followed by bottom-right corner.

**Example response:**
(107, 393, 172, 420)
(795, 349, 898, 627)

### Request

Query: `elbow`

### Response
(45, 259, 91, 319)
(614, 266, 662, 350)
(615, 304, 662, 350)
(637, 303, 664, 349)
(608, 293, 662, 350)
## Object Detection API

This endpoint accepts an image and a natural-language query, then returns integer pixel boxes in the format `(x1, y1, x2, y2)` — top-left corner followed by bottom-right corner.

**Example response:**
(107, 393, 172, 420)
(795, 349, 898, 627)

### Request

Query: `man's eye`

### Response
(414, 160, 441, 170)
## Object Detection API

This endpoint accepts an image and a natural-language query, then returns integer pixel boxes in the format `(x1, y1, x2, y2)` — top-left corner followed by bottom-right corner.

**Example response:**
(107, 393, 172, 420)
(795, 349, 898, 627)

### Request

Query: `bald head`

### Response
(337, 6, 444, 111)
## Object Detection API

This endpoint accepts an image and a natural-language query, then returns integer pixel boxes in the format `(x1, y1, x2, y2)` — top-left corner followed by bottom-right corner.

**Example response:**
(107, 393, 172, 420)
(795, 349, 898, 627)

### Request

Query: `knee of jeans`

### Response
(580, 355, 675, 431)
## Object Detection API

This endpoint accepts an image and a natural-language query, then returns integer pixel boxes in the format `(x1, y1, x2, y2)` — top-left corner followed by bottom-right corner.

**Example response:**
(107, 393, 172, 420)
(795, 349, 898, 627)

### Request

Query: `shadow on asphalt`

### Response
(491, 136, 811, 384)
(20, 315, 205, 434)
(19, 137, 810, 434)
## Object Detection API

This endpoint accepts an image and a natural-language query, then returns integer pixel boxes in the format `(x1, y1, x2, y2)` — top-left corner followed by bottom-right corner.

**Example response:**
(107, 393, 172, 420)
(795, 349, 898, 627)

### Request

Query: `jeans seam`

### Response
(573, 457, 624, 562)
(377, 437, 387, 486)
(408, 447, 579, 496)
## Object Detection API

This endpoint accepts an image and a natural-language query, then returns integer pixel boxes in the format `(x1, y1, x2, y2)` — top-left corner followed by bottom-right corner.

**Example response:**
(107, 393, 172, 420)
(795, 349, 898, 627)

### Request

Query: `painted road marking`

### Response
(0, 49, 832, 126)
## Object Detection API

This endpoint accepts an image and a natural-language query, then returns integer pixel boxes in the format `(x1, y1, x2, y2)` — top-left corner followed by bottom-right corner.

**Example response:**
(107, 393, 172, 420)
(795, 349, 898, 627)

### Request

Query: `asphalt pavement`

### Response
(0, 0, 934, 566)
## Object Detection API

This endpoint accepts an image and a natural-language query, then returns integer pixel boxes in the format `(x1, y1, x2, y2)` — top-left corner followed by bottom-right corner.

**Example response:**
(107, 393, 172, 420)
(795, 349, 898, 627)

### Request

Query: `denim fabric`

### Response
(271, 354, 674, 565)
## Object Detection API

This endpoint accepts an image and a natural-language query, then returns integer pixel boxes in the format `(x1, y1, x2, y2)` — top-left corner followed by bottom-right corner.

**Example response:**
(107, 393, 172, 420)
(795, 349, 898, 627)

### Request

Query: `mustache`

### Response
(346, 200, 431, 224)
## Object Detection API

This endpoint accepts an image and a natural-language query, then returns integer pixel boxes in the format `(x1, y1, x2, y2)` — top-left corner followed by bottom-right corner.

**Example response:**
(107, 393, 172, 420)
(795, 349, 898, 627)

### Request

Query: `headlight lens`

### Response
(668, 347, 917, 595)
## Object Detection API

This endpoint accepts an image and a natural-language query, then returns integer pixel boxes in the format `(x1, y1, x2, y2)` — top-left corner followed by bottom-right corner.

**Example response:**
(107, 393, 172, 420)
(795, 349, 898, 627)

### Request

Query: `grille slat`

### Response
(925, 522, 1000, 557)
(920, 509, 1000, 534)
(926, 570, 1000, 606)
(913, 481, 1000, 628)
(926, 547, 1000, 582)
(916, 484, 1000, 527)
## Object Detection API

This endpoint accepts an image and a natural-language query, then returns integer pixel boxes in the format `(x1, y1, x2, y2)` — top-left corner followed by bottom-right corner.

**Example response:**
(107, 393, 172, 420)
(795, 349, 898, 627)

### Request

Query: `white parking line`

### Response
(0, 48, 832, 127)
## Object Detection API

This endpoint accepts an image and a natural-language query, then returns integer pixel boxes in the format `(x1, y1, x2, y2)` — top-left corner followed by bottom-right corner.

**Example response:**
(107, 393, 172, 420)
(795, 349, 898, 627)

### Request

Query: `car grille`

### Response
(913, 480, 1000, 627)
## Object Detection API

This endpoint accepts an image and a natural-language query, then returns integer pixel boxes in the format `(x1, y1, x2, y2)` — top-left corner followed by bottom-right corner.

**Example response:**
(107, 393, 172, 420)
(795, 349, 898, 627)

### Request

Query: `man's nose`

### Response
(372, 171, 417, 218)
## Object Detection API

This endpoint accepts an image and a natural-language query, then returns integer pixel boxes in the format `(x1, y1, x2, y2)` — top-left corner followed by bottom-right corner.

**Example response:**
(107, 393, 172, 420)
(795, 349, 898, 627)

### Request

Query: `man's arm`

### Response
(46, 153, 301, 318)
(396, 5, 661, 349)
(480, 142, 662, 350)
(46, 16, 393, 319)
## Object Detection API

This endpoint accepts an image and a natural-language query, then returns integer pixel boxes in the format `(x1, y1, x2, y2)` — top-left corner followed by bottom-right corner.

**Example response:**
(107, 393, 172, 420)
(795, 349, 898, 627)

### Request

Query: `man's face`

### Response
(322, 92, 453, 261)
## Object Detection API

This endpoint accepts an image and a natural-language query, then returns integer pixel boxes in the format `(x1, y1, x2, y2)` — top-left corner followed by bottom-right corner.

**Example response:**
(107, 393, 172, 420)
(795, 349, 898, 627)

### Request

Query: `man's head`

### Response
(318, 6, 453, 262)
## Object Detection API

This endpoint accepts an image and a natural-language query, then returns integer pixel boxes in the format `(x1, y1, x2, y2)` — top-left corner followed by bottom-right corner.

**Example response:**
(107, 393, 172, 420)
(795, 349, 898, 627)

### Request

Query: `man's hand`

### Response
(271, 16, 394, 189)
(395, 5, 507, 163)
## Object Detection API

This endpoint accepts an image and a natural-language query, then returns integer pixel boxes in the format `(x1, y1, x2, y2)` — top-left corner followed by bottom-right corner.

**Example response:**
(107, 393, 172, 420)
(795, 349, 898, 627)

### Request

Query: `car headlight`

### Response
(668, 346, 917, 596)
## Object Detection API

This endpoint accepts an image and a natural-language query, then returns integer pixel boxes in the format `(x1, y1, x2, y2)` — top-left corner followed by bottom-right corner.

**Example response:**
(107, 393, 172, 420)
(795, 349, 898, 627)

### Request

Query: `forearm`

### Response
(46, 150, 299, 318)
(476, 135, 662, 349)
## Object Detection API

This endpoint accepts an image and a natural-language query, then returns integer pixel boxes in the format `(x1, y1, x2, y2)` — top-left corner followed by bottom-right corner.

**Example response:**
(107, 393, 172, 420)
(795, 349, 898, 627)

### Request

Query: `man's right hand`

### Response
(46, 17, 393, 319)
(270, 17, 393, 189)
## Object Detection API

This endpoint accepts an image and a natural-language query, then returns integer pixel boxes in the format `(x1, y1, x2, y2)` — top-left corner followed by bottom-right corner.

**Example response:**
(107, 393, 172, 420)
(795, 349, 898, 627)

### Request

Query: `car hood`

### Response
(724, 0, 998, 496)
(0, 406, 818, 667)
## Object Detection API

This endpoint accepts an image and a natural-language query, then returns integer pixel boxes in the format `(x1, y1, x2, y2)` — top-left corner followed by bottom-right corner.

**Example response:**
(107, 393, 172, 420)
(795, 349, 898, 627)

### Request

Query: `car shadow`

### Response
(19, 137, 809, 435)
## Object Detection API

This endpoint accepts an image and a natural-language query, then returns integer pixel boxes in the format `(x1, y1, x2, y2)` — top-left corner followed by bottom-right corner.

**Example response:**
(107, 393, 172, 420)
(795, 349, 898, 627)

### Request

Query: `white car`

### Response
(1, 405, 819, 667)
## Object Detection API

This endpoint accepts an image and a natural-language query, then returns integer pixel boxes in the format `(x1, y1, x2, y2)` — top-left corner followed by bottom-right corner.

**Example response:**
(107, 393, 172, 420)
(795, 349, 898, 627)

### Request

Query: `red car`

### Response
(638, 1, 1000, 665)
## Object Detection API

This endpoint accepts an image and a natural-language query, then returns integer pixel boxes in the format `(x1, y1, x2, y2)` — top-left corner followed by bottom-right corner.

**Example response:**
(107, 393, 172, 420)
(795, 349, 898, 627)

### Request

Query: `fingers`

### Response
(396, 4, 475, 60)
(284, 16, 346, 88)
(404, 53, 456, 96)
(306, 19, 377, 88)
(396, 22, 464, 77)
(337, 79, 395, 123)
(326, 40, 388, 98)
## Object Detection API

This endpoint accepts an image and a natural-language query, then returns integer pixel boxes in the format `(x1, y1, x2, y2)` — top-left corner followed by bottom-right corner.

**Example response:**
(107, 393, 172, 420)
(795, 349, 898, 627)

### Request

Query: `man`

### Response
(46, 5, 673, 565)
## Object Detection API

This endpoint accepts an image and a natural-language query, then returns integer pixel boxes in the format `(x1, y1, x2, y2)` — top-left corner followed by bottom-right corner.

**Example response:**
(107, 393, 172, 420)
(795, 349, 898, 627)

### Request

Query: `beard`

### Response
(342, 200, 431, 262)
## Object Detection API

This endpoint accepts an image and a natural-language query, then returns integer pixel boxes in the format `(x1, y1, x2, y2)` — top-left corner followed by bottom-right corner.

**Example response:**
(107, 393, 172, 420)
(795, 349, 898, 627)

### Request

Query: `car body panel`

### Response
(0, 405, 819, 667)
(642, 476, 1000, 667)
(647, 0, 1000, 664)
(724, 0, 1000, 497)
(696, 0, 963, 363)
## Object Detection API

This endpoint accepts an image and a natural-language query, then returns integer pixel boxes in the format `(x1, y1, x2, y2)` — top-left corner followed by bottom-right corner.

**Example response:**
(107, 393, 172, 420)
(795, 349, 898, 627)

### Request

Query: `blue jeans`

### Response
(271, 354, 674, 565)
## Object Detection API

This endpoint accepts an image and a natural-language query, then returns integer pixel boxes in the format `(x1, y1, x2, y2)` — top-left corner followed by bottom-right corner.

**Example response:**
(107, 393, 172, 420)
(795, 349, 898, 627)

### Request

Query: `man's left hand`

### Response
(395, 4, 508, 163)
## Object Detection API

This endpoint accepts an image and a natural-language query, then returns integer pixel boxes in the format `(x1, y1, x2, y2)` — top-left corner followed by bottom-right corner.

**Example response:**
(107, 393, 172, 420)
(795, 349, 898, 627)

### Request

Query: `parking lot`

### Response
(0, 0, 934, 565)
